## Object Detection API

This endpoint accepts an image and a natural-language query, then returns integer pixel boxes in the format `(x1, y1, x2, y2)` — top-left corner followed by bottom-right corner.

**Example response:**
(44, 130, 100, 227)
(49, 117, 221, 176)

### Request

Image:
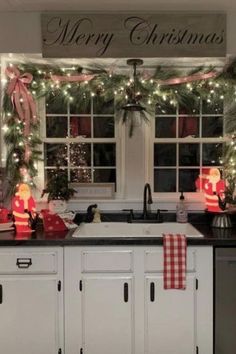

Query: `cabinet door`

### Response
(144, 275, 196, 354)
(82, 276, 134, 354)
(0, 277, 60, 354)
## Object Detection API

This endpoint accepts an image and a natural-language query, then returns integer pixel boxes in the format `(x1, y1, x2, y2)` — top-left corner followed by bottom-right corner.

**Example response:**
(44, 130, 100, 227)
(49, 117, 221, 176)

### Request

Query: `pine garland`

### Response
(2, 60, 236, 199)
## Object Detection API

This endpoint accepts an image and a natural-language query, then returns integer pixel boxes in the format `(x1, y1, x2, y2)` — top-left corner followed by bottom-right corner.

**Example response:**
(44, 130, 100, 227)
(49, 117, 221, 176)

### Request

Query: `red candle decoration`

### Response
(12, 183, 36, 233)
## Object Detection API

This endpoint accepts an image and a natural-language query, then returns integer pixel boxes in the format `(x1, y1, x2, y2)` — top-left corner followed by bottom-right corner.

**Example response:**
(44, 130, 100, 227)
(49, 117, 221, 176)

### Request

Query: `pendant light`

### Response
(122, 58, 145, 112)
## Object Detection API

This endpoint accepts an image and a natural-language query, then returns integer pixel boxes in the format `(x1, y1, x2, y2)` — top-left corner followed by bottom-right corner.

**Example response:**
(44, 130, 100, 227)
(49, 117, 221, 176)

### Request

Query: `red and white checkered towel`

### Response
(163, 233, 187, 290)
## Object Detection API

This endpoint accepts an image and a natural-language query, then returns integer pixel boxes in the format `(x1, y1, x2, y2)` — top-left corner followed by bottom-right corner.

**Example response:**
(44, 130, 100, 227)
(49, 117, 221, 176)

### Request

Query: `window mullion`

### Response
(91, 98, 94, 183)
(176, 104, 179, 193)
(67, 102, 70, 181)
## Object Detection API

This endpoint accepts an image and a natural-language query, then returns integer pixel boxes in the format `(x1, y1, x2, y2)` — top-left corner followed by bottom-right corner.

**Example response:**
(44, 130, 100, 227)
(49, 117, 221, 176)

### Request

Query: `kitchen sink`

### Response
(72, 222, 203, 238)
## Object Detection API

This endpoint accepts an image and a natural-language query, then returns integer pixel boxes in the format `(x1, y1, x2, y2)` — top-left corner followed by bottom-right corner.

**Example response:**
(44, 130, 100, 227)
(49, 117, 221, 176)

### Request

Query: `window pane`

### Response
(202, 143, 223, 166)
(45, 168, 68, 184)
(202, 100, 223, 114)
(46, 93, 67, 114)
(93, 97, 114, 114)
(155, 102, 176, 115)
(44, 143, 68, 166)
(46, 116, 67, 138)
(202, 116, 223, 137)
(70, 116, 91, 138)
(155, 117, 176, 138)
(178, 116, 199, 138)
(154, 169, 176, 192)
(179, 143, 200, 166)
(70, 169, 92, 183)
(70, 98, 91, 114)
(154, 144, 176, 166)
(70, 143, 91, 166)
(94, 143, 116, 166)
(179, 99, 200, 115)
(94, 169, 116, 183)
(179, 169, 200, 192)
(94, 116, 114, 138)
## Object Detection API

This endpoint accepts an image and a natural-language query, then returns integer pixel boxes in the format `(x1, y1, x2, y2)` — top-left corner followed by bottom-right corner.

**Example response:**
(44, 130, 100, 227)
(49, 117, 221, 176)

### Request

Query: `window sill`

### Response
(66, 196, 205, 212)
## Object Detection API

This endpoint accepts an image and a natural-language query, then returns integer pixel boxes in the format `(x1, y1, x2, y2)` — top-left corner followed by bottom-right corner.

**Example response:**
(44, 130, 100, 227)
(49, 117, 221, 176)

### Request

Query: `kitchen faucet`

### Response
(142, 183, 153, 219)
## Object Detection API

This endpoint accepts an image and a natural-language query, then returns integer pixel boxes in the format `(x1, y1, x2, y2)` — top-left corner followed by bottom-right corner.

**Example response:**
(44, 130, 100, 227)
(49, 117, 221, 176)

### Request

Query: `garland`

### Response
(2, 59, 236, 198)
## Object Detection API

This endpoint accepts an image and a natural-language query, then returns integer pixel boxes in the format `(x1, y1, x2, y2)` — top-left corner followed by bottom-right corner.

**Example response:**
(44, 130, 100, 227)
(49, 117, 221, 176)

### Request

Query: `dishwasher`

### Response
(215, 248, 236, 354)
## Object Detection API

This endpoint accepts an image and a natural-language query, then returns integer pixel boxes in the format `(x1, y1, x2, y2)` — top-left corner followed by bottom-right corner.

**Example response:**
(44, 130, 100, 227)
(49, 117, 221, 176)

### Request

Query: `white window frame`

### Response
(36, 97, 123, 202)
(148, 100, 227, 210)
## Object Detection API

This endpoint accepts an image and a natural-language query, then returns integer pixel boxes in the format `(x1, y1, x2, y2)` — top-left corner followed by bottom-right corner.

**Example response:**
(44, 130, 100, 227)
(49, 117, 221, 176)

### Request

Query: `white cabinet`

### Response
(145, 275, 196, 354)
(65, 248, 135, 354)
(65, 246, 213, 354)
(82, 276, 133, 354)
(0, 247, 63, 354)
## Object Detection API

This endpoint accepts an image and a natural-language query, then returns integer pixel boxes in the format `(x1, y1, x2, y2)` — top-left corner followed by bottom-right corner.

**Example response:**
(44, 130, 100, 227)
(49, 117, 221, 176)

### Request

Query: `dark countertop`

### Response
(0, 228, 236, 246)
(1, 214, 236, 247)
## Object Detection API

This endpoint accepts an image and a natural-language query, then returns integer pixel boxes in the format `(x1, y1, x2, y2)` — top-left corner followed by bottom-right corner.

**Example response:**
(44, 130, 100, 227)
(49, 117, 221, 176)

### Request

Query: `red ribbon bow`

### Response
(5, 66, 37, 136)
(51, 73, 95, 83)
(156, 71, 218, 86)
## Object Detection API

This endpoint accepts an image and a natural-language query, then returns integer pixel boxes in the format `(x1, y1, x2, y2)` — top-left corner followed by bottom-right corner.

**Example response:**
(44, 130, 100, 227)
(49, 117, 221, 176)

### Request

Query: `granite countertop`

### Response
(0, 211, 236, 246)
(0, 224, 236, 246)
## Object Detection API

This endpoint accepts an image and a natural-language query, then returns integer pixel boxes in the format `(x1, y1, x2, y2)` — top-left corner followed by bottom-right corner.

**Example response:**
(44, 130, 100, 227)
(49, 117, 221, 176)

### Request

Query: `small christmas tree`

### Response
(42, 167, 76, 201)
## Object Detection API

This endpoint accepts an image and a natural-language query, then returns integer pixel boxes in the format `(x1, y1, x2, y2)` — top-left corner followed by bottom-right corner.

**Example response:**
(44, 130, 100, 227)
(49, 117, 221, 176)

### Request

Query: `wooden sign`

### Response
(42, 13, 226, 58)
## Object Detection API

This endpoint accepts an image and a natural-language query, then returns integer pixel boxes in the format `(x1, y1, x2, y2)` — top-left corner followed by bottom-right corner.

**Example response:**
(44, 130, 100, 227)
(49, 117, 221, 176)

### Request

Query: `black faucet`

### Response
(142, 183, 153, 219)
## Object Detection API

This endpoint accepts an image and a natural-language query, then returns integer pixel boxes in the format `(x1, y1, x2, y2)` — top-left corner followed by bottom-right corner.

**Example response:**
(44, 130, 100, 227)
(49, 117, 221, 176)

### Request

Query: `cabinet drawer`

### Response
(82, 250, 133, 272)
(144, 249, 196, 273)
(0, 251, 58, 274)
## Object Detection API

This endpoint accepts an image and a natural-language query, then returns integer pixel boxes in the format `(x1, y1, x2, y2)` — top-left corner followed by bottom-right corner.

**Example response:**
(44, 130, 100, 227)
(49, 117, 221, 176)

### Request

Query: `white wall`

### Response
(0, 13, 41, 53)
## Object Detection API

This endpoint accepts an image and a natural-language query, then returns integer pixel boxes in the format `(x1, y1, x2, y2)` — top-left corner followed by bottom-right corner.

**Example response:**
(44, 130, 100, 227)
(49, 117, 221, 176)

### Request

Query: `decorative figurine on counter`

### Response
(92, 206, 101, 223)
(85, 204, 101, 223)
(85, 204, 97, 223)
(195, 168, 226, 212)
(12, 183, 37, 233)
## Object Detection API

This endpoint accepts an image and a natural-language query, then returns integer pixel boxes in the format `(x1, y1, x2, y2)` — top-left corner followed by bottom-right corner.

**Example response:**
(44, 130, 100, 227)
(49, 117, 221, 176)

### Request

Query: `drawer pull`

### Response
(0, 284, 2, 304)
(16, 258, 32, 268)
(150, 282, 155, 302)
(124, 282, 129, 302)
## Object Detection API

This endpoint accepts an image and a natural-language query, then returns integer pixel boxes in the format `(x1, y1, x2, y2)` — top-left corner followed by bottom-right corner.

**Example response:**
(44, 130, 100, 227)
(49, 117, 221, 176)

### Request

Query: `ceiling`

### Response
(1, 0, 236, 12)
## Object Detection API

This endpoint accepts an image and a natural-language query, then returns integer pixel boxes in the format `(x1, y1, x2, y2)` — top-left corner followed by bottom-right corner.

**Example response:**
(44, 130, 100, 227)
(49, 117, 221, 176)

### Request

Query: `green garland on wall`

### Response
(2, 59, 236, 199)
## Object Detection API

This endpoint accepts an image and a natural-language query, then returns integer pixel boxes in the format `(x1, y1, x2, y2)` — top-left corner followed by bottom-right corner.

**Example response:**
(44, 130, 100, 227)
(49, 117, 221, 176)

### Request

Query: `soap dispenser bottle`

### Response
(176, 191, 188, 223)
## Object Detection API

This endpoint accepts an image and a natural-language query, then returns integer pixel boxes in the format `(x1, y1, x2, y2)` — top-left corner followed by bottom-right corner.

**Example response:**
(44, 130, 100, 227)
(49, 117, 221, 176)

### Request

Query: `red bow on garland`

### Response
(51, 73, 95, 83)
(5, 65, 37, 137)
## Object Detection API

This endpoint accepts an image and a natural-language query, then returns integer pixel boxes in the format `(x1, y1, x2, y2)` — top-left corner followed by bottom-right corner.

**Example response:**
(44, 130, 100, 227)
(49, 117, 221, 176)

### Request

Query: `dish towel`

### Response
(163, 233, 187, 290)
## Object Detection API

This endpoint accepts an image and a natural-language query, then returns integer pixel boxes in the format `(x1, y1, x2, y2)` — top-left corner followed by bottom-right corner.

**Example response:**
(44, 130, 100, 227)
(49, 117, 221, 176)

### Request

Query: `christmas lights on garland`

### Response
(2, 59, 236, 199)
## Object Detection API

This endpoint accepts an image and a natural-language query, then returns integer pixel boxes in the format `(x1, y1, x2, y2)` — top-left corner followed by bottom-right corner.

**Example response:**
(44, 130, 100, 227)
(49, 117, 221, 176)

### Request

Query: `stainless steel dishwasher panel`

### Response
(215, 248, 236, 354)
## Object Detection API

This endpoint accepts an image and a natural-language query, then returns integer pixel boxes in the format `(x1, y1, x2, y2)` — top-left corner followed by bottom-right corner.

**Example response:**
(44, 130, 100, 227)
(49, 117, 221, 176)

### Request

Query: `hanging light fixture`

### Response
(122, 59, 145, 112)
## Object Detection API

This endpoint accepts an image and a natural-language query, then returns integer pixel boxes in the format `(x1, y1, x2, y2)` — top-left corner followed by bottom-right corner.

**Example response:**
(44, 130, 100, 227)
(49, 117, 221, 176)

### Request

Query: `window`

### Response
(153, 97, 225, 193)
(43, 94, 117, 188)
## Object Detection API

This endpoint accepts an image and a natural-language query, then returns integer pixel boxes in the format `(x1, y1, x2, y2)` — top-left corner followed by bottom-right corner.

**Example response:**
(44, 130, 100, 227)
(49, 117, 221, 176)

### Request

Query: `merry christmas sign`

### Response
(42, 13, 226, 58)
